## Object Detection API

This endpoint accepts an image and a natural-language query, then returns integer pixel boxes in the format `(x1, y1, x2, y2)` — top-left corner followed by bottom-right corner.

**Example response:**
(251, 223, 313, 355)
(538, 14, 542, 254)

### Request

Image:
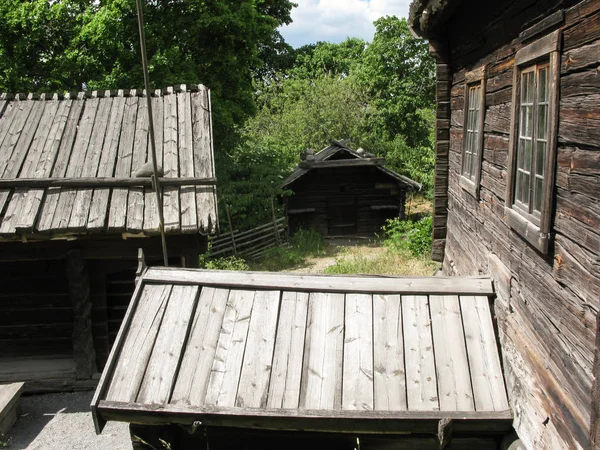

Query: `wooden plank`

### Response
(104, 284, 172, 403)
(204, 289, 255, 407)
(373, 294, 407, 411)
(67, 95, 113, 230)
(35, 96, 84, 232)
(162, 89, 180, 232)
(126, 95, 147, 233)
(402, 295, 439, 411)
(299, 158, 386, 169)
(236, 290, 280, 408)
(171, 287, 229, 406)
(50, 97, 100, 231)
(143, 268, 495, 295)
(300, 292, 344, 410)
(14, 100, 71, 232)
(0, 100, 35, 177)
(137, 285, 199, 404)
(87, 94, 127, 230)
(143, 91, 164, 233)
(0, 176, 216, 189)
(267, 291, 309, 409)
(0, 100, 44, 215)
(178, 90, 197, 232)
(342, 293, 374, 411)
(430, 295, 474, 412)
(515, 30, 560, 66)
(0, 101, 17, 154)
(460, 296, 509, 411)
(192, 88, 217, 233)
(0, 99, 60, 234)
(97, 400, 513, 434)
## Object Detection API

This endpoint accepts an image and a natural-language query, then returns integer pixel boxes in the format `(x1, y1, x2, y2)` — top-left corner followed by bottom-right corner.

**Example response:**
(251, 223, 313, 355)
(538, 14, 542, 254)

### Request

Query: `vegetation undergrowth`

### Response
(382, 215, 433, 257)
(199, 254, 250, 271)
(250, 229, 326, 271)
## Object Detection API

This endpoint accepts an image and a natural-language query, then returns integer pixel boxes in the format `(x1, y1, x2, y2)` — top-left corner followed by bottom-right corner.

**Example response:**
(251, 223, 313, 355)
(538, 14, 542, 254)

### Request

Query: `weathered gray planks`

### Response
(373, 294, 407, 411)
(137, 285, 199, 404)
(162, 88, 180, 233)
(236, 290, 280, 408)
(204, 289, 255, 407)
(126, 96, 147, 233)
(460, 296, 509, 411)
(143, 267, 495, 295)
(68, 93, 113, 230)
(342, 293, 374, 411)
(402, 295, 439, 411)
(105, 284, 172, 403)
(177, 89, 198, 233)
(300, 292, 345, 410)
(0, 98, 60, 234)
(143, 91, 164, 233)
(87, 94, 127, 230)
(106, 94, 138, 231)
(171, 287, 230, 406)
(191, 88, 217, 233)
(50, 97, 100, 231)
(267, 291, 309, 409)
(430, 295, 474, 411)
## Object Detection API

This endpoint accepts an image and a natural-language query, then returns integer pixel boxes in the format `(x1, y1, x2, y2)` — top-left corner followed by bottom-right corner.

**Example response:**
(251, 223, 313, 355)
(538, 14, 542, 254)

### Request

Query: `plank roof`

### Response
(281, 140, 422, 190)
(0, 86, 217, 241)
(92, 268, 511, 435)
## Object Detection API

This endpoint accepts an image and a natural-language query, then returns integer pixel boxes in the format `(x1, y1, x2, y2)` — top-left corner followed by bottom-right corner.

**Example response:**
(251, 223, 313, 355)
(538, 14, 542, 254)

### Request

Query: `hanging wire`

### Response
(135, 0, 169, 266)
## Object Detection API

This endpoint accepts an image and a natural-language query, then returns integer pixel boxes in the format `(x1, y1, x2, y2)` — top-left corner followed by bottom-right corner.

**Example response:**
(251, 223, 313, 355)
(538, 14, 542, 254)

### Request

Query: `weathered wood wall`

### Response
(286, 167, 407, 236)
(439, 0, 600, 448)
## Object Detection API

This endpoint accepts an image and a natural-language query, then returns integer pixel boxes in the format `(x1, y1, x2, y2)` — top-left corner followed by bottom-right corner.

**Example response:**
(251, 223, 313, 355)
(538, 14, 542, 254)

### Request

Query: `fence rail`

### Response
(209, 217, 286, 260)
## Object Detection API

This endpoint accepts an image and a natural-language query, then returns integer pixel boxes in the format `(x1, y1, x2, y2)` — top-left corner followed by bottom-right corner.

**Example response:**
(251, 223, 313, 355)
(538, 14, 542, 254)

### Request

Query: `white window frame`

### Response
(460, 65, 486, 199)
(505, 30, 560, 254)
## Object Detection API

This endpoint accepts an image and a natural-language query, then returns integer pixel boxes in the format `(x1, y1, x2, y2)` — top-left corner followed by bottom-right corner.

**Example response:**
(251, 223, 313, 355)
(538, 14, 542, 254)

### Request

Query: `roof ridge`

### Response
(0, 84, 208, 101)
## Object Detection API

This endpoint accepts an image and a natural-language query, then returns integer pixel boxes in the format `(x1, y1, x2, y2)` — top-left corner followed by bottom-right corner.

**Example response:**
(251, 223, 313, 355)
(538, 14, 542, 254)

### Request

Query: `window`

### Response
(460, 66, 486, 198)
(505, 30, 560, 254)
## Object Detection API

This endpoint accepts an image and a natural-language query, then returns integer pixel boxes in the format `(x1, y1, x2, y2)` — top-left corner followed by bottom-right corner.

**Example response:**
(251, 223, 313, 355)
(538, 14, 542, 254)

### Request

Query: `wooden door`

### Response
(327, 195, 357, 236)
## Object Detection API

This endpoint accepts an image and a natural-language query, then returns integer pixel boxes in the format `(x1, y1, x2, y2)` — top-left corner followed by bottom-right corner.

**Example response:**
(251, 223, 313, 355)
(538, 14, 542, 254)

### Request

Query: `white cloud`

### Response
(280, 0, 411, 48)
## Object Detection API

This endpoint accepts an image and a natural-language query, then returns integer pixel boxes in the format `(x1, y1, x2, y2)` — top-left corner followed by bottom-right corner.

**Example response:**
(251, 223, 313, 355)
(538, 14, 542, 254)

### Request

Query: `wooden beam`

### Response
(142, 268, 495, 295)
(0, 176, 216, 189)
(97, 401, 513, 435)
(298, 158, 385, 170)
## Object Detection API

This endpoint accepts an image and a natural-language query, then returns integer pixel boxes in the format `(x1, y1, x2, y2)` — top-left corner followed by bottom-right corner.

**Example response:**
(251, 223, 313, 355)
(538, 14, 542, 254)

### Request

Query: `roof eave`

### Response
(408, 0, 464, 38)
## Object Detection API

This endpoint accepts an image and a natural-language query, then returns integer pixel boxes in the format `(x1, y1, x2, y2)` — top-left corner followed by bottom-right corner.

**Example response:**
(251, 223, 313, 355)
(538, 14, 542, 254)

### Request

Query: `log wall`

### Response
(439, 0, 600, 448)
(286, 167, 407, 236)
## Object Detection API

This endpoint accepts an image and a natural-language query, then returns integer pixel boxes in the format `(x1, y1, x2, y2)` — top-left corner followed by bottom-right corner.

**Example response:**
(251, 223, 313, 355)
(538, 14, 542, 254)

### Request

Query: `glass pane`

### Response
(515, 171, 523, 203)
(522, 173, 530, 205)
(521, 71, 534, 104)
(536, 141, 546, 177)
(537, 104, 547, 140)
(526, 105, 533, 137)
(518, 138, 525, 168)
(538, 67, 548, 103)
(524, 139, 532, 171)
(534, 177, 544, 213)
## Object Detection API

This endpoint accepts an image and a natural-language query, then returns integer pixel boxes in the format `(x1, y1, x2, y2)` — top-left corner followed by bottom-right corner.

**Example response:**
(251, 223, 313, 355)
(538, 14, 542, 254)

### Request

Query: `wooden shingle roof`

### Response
(92, 268, 511, 435)
(0, 86, 217, 241)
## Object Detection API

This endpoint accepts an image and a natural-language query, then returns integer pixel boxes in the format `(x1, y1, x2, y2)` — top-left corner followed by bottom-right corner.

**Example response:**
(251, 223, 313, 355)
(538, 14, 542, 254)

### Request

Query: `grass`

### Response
(324, 246, 440, 276)
(249, 229, 327, 271)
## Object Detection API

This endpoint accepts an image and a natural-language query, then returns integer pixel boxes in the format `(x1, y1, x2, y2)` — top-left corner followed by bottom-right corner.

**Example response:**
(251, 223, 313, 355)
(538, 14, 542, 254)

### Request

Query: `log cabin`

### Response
(408, 0, 600, 448)
(281, 141, 421, 237)
(0, 86, 218, 391)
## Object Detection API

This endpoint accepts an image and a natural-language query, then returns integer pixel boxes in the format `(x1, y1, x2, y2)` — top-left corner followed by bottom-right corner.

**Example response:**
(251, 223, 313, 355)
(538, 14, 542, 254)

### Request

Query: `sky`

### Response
(279, 0, 412, 48)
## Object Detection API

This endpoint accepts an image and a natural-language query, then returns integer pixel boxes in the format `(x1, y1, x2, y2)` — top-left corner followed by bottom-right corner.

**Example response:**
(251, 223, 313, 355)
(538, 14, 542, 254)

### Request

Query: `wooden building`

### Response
(93, 267, 513, 449)
(0, 86, 217, 391)
(281, 141, 421, 236)
(408, 1, 600, 448)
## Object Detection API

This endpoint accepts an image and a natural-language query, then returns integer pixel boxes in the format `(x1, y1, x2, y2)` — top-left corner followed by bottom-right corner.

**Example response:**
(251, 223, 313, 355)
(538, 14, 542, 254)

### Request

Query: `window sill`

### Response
(504, 207, 550, 254)
(459, 176, 479, 200)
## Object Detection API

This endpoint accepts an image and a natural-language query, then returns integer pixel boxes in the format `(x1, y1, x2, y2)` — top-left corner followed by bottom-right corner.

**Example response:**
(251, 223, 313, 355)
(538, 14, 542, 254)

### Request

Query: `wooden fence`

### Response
(209, 217, 287, 260)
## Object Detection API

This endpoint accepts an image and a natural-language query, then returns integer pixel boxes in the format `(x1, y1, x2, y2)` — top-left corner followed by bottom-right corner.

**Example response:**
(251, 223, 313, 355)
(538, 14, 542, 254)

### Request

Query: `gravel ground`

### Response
(4, 391, 130, 450)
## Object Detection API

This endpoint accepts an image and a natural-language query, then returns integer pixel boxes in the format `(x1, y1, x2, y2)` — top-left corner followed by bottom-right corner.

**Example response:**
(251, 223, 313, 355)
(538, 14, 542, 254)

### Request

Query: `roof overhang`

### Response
(408, 0, 464, 38)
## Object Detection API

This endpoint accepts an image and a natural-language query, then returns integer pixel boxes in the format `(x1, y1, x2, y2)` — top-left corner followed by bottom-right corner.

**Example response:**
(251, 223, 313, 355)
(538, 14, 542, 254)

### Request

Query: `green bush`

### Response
(200, 255, 250, 271)
(383, 215, 432, 257)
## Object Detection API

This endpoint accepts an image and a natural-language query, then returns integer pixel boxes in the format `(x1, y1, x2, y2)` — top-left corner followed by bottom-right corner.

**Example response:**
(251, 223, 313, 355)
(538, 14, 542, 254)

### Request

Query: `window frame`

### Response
(460, 65, 486, 199)
(505, 30, 561, 254)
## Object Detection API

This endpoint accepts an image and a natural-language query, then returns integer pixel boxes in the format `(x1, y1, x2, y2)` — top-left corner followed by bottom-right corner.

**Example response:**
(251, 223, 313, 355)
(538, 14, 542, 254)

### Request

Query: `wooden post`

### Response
(225, 204, 237, 256)
(135, 248, 147, 285)
(271, 196, 281, 245)
(66, 249, 97, 379)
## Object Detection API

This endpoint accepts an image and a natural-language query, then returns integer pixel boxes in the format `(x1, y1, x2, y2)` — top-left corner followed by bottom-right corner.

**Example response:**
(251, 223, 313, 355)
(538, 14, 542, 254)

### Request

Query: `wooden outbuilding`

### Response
(0, 86, 217, 391)
(409, 1, 600, 448)
(93, 267, 512, 449)
(281, 141, 421, 236)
